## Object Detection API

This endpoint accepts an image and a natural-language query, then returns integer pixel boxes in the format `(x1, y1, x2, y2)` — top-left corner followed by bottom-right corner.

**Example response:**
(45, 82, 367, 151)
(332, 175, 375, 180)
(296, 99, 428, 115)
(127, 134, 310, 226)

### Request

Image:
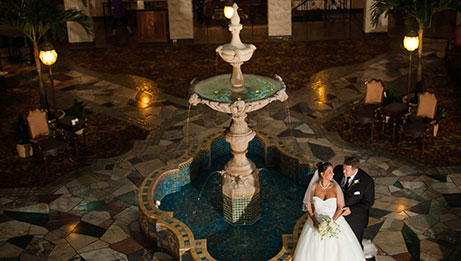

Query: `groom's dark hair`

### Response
(344, 156, 360, 170)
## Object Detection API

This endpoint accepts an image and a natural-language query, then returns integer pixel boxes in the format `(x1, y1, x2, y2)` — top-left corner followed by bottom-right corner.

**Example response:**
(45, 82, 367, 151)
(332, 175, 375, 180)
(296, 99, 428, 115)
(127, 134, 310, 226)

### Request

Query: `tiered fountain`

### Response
(189, 3, 288, 225)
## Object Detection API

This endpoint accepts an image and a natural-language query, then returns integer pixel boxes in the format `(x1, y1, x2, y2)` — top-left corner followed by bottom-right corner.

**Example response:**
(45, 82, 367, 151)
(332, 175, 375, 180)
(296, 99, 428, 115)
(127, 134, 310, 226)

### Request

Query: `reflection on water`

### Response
(159, 154, 306, 261)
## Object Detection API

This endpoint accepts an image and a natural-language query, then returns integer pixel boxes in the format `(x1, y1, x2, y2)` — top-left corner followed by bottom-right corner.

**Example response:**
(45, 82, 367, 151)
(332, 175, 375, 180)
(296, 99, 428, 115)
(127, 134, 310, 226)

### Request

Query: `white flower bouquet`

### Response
(318, 217, 341, 240)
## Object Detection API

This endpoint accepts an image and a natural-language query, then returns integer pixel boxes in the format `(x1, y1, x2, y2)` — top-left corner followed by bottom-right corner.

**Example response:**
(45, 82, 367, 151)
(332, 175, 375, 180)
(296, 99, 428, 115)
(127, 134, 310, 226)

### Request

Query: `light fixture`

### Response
(39, 42, 58, 66)
(403, 32, 419, 104)
(39, 41, 58, 118)
(134, 83, 155, 108)
(224, 0, 234, 19)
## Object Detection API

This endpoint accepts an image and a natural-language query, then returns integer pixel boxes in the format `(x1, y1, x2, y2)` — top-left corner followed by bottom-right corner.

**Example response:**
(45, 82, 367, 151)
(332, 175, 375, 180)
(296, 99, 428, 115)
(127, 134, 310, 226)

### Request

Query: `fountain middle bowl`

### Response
(192, 73, 285, 103)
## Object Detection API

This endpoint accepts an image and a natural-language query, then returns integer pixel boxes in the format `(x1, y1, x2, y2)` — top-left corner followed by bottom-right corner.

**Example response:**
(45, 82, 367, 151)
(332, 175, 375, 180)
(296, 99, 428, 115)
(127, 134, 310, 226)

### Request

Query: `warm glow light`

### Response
(224, 6, 234, 19)
(214, 90, 219, 94)
(39, 49, 58, 66)
(140, 92, 152, 105)
(255, 90, 260, 93)
(237, 97, 241, 100)
(403, 35, 419, 52)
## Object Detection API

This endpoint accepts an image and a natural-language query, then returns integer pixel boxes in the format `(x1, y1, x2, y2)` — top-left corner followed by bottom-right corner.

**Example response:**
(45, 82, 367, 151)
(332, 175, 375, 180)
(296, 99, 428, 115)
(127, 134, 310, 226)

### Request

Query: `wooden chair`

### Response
(399, 92, 438, 156)
(26, 109, 71, 174)
(349, 79, 384, 139)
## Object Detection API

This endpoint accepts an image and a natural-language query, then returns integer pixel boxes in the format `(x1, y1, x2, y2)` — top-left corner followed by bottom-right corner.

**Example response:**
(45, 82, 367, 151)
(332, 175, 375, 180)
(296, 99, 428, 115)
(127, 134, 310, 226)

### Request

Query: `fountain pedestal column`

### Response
(222, 104, 260, 224)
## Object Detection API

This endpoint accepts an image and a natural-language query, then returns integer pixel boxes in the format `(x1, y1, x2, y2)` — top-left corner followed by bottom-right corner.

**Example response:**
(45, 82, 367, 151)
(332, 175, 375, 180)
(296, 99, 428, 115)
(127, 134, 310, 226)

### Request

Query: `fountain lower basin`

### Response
(137, 130, 315, 260)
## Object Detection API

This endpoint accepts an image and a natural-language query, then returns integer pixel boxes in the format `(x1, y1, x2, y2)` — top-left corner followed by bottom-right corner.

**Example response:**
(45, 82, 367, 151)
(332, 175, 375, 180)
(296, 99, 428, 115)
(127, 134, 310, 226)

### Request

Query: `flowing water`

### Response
(159, 154, 307, 261)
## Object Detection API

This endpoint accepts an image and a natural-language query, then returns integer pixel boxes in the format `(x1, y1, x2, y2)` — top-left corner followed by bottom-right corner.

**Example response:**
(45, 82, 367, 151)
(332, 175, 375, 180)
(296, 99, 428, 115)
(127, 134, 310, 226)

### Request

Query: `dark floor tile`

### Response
(23, 237, 55, 258)
(7, 235, 34, 249)
(27, 194, 62, 204)
(117, 191, 138, 206)
(128, 157, 143, 165)
(53, 74, 73, 82)
(102, 102, 114, 107)
(393, 181, 404, 189)
(401, 223, 420, 261)
(85, 200, 108, 211)
(430, 174, 447, 182)
(291, 102, 314, 115)
(443, 194, 461, 208)
(278, 129, 312, 138)
(369, 208, 391, 219)
(4, 211, 49, 227)
(45, 211, 80, 231)
(391, 190, 425, 202)
(344, 84, 360, 92)
(110, 237, 144, 255)
(346, 77, 358, 83)
(60, 86, 76, 91)
(271, 111, 288, 121)
(392, 252, 416, 261)
(107, 199, 131, 217)
(308, 142, 335, 161)
(128, 171, 145, 187)
(105, 163, 115, 170)
(363, 221, 384, 241)
(408, 200, 432, 215)
(72, 221, 106, 238)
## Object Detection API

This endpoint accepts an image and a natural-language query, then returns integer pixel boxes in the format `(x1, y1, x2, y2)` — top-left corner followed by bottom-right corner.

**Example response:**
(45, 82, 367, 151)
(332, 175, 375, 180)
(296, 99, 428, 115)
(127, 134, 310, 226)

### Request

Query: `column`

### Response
(64, 0, 95, 43)
(363, 0, 388, 33)
(268, 0, 292, 37)
(168, 0, 194, 40)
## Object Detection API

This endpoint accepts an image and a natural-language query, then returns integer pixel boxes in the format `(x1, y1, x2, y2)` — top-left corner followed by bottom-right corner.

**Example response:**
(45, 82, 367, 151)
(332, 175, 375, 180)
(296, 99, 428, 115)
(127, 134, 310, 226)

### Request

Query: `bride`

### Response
(292, 162, 365, 260)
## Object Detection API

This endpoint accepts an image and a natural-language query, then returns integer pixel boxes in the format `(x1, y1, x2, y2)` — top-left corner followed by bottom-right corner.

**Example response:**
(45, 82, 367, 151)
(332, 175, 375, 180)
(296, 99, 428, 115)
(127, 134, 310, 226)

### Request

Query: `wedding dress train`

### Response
(292, 196, 365, 261)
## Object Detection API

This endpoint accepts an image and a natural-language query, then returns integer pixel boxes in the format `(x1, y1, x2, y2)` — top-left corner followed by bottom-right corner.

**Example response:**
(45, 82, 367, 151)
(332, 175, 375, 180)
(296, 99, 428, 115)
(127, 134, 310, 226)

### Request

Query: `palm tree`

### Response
(0, 0, 91, 111)
(370, 0, 461, 83)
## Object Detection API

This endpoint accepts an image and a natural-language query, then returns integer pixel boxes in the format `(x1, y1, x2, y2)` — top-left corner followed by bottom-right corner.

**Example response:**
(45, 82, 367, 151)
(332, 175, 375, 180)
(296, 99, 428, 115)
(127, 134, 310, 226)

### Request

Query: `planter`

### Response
(16, 144, 33, 158)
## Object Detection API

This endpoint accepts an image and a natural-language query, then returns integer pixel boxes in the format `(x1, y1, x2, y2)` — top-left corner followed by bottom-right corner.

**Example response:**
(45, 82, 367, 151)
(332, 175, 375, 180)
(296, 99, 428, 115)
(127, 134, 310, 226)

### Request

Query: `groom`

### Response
(333, 156, 375, 249)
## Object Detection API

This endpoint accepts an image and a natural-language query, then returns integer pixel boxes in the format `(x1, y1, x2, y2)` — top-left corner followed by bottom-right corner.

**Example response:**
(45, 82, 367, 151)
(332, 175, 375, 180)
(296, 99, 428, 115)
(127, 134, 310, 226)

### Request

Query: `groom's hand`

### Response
(342, 207, 351, 216)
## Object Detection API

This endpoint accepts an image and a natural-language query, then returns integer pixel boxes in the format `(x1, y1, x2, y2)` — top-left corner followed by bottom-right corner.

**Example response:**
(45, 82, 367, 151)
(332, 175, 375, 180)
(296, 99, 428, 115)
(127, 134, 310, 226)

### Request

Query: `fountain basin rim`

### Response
(189, 73, 287, 106)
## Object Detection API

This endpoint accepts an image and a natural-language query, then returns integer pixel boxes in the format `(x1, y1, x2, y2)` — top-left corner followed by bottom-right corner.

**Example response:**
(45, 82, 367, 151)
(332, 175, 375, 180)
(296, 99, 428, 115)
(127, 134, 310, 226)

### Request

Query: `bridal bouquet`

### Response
(318, 217, 341, 240)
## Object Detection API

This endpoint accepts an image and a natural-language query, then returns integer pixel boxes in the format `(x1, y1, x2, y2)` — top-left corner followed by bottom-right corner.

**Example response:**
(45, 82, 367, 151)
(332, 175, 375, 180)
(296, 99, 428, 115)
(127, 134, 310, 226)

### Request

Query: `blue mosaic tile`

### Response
(249, 137, 265, 159)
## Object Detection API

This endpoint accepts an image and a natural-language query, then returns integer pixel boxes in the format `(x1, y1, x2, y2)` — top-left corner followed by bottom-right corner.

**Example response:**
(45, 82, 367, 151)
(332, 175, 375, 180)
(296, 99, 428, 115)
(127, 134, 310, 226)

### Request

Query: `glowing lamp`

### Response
(403, 35, 419, 52)
(224, 0, 234, 19)
(39, 42, 58, 66)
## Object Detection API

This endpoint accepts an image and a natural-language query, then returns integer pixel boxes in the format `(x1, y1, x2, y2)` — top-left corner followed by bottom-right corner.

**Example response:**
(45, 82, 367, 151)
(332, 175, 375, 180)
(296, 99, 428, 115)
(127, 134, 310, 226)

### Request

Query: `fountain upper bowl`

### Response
(191, 73, 285, 103)
(216, 43, 256, 63)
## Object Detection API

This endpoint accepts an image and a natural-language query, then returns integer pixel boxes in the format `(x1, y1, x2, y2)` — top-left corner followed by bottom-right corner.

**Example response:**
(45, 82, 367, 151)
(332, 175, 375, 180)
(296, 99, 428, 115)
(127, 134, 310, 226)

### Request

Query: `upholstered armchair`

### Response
(399, 92, 438, 156)
(349, 79, 384, 139)
(26, 109, 70, 174)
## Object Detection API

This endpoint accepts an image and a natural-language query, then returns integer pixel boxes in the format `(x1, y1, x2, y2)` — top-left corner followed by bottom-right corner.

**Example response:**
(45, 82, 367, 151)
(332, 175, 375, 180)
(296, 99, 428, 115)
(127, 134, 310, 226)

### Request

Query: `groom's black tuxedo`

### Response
(333, 165, 375, 246)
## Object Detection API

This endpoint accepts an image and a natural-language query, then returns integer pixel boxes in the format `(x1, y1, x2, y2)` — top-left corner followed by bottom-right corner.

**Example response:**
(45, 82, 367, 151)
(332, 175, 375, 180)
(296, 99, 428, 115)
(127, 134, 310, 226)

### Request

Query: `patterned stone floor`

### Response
(1, 42, 460, 260)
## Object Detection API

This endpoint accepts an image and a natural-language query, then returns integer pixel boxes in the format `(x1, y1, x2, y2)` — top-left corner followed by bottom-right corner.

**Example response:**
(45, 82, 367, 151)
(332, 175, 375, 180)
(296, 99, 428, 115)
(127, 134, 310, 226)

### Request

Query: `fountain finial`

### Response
(230, 3, 240, 26)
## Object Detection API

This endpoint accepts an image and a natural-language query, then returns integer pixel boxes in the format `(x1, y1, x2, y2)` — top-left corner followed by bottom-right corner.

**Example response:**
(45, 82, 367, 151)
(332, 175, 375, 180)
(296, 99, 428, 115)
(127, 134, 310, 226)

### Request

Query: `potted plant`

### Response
(11, 114, 33, 158)
(433, 104, 447, 136)
(64, 99, 92, 135)
(0, 0, 91, 111)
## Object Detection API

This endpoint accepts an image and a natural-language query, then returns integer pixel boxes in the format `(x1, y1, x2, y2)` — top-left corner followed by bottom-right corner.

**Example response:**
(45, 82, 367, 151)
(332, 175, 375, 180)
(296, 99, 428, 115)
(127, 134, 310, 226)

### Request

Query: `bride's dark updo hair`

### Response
(316, 162, 333, 173)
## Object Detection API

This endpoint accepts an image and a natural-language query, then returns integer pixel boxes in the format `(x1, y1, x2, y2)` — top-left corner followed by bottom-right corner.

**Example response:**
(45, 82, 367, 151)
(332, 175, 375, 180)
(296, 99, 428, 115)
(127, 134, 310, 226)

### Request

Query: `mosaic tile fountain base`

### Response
(138, 129, 314, 260)
(223, 193, 260, 225)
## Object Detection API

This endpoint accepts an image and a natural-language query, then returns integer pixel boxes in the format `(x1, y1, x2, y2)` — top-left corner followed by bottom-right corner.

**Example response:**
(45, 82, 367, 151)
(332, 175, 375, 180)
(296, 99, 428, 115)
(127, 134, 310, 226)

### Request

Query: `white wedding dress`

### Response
(292, 196, 365, 261)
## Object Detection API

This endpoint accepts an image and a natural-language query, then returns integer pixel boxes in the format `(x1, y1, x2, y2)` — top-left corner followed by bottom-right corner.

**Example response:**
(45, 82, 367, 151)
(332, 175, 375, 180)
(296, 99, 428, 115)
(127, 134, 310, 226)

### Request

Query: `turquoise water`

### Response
(193, 74, 284, 103)
(159, 154, 308, 261)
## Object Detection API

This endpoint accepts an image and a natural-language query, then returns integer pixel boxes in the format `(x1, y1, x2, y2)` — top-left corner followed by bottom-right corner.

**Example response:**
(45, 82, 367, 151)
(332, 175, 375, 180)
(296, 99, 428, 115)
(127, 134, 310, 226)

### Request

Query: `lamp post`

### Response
(403, 33, 419, 104)
(39, 42, 58, 119)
